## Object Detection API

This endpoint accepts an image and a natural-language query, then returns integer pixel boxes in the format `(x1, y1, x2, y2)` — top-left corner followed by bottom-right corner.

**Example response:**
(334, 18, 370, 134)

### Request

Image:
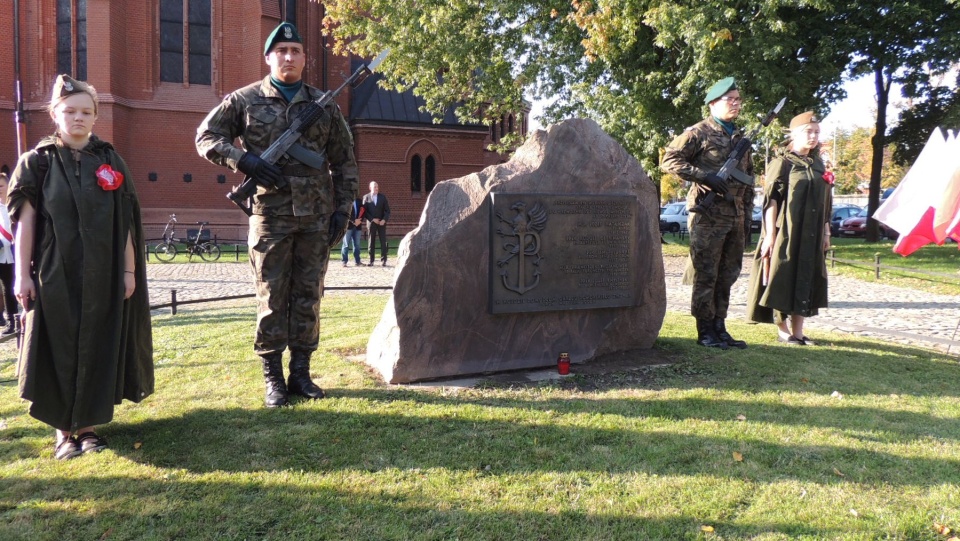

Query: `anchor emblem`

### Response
(496, 201, 547, 294)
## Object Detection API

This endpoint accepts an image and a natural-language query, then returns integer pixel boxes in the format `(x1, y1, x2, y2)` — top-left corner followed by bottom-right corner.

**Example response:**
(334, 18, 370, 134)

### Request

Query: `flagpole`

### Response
(13, 0, 28, 157)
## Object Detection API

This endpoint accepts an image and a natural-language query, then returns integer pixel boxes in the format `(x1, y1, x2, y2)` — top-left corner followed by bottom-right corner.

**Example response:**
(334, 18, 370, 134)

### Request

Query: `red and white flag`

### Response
(875, 128, 960, 256)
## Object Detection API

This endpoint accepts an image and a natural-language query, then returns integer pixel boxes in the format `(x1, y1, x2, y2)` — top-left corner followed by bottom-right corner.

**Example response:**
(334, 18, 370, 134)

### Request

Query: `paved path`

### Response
(662, 255, 960, 355)
(146, 255, 960, 355)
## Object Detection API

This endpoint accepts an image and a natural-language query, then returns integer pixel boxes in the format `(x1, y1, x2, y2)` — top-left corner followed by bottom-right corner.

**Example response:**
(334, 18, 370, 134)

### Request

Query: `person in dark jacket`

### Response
(341, 197, 365, 266)
(363, 181, 391, 266)
(746, 111, 832, 345)
(8, 75, 153, 460)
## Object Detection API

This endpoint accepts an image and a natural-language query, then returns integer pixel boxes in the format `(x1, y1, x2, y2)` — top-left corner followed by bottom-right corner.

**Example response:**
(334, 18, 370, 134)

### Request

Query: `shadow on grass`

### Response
(0, 474, 842, 540)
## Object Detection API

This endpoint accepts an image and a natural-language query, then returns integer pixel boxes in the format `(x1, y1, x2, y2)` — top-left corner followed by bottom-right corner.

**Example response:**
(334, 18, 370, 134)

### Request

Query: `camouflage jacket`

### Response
(661, 117, 754, 218)
(196, 76, 359, 217)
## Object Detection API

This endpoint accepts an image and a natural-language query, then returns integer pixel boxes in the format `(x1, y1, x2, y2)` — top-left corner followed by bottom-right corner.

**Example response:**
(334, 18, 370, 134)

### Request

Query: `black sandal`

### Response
(77, 432, 108, 454)
(54, 437, 83, 460)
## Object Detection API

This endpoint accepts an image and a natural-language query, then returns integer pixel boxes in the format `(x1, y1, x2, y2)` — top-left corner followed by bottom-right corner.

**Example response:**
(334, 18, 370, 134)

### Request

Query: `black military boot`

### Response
(288, 350, 326, 399)
(696, 318, 729, 349)
(260, 353, 289, 408)
(714, 318, 747, 349)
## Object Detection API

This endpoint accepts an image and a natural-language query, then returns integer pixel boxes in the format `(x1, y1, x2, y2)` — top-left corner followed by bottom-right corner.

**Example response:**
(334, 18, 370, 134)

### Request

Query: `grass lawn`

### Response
(2, 294, 960, 540)
(661, 235, 960, 296)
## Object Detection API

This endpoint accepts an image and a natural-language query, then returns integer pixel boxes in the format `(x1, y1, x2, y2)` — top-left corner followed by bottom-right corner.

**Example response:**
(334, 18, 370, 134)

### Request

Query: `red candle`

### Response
(557, 352, 570, 375)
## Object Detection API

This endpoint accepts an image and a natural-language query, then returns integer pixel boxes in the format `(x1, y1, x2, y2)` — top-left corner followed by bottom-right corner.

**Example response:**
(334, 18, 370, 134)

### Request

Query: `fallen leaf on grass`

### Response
(735, 414, 747, 421)
(732, 451, 744, 462)
(99, 528, 113, 540)
(934, 522, 951, 536)
(800, 377, 809, 383)
(947, 537, 959, 541)
(850, 509, 859, 517)
(831, 391, 843, 399)
(833, 467, 845, 477)
(700, 525, 714, 532)
(133, 442, 143, 450)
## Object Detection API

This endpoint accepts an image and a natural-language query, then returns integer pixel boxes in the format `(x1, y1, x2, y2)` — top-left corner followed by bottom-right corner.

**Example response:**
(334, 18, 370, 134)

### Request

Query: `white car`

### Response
(659, 203, 689, 233)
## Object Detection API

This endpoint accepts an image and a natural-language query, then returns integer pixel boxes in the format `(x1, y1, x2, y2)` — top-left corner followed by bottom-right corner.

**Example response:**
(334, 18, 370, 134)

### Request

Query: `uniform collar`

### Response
(258, 76, 308, 104)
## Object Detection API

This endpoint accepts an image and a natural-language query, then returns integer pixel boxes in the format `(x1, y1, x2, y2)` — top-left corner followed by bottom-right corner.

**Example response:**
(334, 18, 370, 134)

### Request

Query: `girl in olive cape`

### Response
(8, 75, 153, 459)
(746, 112, 832, 345)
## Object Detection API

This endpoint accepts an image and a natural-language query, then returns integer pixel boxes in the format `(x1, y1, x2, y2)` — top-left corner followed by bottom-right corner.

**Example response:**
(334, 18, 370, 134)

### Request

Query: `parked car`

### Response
(838, 208, 899, 239)
(659, 202, 688, 233)
(830, 205, 861, 236)
(750, 208, 762, 232)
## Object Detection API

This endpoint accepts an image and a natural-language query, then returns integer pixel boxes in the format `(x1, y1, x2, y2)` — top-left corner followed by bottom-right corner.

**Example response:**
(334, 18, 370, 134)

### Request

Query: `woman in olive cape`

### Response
(745, 111, 832, 345)
(8, 75, 153, 459)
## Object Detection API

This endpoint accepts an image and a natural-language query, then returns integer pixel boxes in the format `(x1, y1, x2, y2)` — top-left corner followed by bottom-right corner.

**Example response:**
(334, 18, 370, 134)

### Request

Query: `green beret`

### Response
(264, 22, 302, 56)
(704, 77, 737, 104)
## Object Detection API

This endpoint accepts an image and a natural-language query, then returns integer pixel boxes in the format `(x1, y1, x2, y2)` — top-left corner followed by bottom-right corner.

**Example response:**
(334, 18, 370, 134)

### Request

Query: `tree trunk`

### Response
(866, 64, 890, 243)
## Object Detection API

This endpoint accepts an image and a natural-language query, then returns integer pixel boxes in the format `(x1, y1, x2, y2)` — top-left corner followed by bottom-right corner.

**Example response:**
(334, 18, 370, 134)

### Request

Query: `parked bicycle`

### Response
(153, 214, 221, 262)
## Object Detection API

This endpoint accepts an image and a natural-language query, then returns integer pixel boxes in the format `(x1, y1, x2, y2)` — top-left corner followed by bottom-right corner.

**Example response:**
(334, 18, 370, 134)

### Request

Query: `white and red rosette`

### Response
(822, 171, 835, 185)
(96, 164, 124, 191)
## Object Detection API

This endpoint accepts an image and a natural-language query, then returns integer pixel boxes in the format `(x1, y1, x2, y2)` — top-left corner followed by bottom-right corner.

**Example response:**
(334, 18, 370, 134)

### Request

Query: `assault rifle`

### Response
(691, 97, 786, 213)
(227, 49, 390, 216)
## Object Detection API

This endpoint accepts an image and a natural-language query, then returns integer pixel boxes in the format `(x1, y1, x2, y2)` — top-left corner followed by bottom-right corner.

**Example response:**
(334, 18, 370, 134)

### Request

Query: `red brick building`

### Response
(0, 0, 526, 240)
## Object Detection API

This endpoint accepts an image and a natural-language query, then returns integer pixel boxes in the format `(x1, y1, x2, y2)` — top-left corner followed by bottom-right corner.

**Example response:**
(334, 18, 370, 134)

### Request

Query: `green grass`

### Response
(661, 234, 960, 296)
(2, 295, 960, 539)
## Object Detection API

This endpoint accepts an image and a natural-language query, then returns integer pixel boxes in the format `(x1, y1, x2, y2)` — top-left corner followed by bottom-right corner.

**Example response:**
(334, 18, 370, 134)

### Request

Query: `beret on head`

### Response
(51, 74, 97, 112)
(704, 77, 737, 104)
(789, 111, 820, 129)
(53, 74, 93, 101)
(264, 22, 302, 56)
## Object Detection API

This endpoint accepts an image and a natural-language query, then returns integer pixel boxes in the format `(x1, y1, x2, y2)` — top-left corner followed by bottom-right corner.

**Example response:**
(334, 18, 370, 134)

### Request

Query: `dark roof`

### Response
(349, 58, 484, 129)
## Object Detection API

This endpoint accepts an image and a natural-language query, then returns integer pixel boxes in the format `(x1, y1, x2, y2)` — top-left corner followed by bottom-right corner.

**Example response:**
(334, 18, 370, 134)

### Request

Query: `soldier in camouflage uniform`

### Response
(661, 77, 754, 350)
(196, 22, 359, 407)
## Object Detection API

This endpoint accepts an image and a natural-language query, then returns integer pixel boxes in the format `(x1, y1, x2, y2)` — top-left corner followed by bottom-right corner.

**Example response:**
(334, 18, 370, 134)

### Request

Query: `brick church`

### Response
(0, 0, 527, 239)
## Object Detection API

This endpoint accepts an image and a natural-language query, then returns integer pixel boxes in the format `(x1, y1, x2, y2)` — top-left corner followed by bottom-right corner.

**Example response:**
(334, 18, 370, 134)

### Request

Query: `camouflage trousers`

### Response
(687, 210, 745, 320)
(248, 214, 332, 356)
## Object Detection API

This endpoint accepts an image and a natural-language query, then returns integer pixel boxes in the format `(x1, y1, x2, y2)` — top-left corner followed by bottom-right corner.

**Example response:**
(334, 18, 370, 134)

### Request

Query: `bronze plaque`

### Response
(489, 193, 638, 314)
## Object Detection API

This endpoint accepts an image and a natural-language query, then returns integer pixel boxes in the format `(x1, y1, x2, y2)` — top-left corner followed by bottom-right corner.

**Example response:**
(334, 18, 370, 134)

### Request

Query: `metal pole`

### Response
(13, 0, 28, 156)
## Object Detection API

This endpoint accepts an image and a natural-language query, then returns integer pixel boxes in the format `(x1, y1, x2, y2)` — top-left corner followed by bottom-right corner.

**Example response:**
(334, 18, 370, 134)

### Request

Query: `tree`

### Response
(317, 0, 959, 237)
(888, 82, 960, 166)
(318, 0, 848, 177)
(832, 0, 960, 241)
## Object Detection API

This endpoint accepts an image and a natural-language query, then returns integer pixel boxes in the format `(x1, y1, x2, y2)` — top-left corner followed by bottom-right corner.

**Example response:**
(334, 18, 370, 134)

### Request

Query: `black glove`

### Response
(701, 173, 728, 194)
(328, 210, 349, 247)
(237, 152, 286, 190)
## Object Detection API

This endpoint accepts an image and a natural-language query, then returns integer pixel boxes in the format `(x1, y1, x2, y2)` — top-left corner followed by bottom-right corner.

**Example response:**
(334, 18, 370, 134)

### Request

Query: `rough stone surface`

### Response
(365, 119, 667, 383)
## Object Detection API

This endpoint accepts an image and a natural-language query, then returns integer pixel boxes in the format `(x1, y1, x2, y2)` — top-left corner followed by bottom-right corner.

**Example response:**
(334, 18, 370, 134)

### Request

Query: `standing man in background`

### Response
(196, 22, 359, 407)
(341, 195, 365, 267)
(363, 181, 391, 266)
(661, 77, 754, 350)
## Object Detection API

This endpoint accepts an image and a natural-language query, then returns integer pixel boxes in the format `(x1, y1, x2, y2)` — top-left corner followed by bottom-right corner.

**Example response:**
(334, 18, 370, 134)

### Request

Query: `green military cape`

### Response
(9, 135, 153, 431)
(745, 147, 832, 323)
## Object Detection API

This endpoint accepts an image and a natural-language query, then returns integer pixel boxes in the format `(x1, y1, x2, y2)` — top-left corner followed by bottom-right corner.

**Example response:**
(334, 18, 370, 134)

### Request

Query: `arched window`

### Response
(491, 120, 498, 143)
(508, 114, 514, 134)
(500, 115, 506, 137)
(160, 0, 211, 84)
(425, 156, 436, 194)
(411, 155, 422, 192)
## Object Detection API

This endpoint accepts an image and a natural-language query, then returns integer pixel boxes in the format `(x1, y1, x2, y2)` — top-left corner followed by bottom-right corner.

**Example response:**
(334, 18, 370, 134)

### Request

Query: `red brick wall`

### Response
(2, 0, 521, 239)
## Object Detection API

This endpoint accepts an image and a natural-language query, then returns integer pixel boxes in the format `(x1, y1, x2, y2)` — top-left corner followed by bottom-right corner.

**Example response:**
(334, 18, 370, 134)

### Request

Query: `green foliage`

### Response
(889, 82, 960, 166)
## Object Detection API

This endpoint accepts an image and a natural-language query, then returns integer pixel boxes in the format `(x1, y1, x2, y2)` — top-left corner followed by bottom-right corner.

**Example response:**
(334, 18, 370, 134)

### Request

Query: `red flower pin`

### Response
(822, 171, 835, 185)
(96, 164, 124, 191)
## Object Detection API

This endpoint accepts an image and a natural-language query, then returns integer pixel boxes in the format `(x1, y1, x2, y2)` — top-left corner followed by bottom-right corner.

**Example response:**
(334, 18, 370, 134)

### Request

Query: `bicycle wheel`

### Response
(154, 242, 177, 261)
(200, 243, 221, 262)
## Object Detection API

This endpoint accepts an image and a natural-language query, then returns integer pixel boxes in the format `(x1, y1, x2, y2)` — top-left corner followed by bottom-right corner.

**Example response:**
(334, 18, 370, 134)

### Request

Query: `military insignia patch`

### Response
(283, 26, 293, 39)
(64, 81, 74, 92)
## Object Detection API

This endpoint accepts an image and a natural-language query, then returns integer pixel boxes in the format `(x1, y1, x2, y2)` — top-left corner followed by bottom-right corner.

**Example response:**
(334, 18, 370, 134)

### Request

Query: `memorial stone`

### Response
(365, 118, 666, 383)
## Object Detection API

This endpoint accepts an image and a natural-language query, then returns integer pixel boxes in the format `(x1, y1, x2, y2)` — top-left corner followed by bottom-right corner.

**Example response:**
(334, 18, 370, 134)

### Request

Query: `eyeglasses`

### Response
(717, 96, 742, 105)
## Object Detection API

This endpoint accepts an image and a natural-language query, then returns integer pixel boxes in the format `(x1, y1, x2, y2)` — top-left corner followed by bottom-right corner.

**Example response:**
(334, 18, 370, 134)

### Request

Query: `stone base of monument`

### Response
(365, 118, 667, 384)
